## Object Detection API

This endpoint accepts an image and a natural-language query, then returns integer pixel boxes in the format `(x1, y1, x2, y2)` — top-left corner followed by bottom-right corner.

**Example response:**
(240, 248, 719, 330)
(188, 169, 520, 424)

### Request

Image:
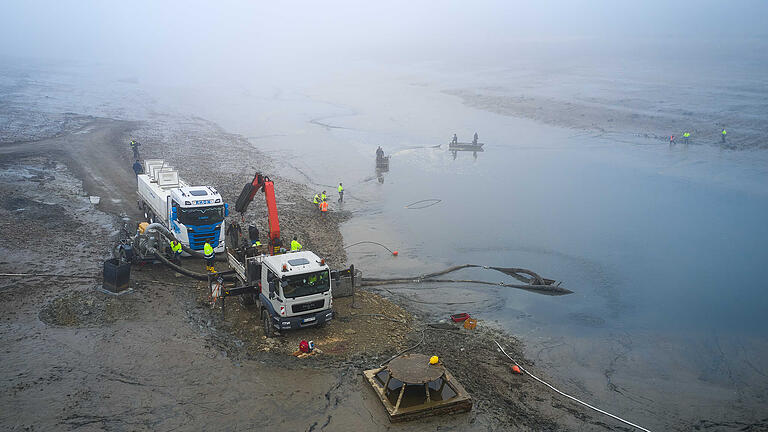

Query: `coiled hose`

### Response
(147, 247, 236, 281)
(144, 223, 227, 262)
(360, 264, 572, 295)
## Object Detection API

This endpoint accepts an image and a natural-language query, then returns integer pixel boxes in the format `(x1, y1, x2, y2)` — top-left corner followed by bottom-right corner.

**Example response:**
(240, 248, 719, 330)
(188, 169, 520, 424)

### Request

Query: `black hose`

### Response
(344, 241, 396, 255)
(404, 199, 441, 209)
(359, 264, 572, 296)
(379, 329, 426, 367)
(362, 278, 572, 296)
(150, 249, 237, 281)
(145, 223, 227, 262)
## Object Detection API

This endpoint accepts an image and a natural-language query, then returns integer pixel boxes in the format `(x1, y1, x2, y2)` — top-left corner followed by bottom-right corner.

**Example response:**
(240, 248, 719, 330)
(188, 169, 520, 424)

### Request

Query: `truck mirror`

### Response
(224, 203, 229, 217)
(171, 207, 177, 220)
(280, 280, 288, 288)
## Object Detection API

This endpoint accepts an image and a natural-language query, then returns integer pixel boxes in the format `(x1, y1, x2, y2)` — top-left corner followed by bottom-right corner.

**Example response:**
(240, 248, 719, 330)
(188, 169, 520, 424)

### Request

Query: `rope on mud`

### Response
(344, 241, 397, 255)
(351, 313, 405, 323)
(404, 199, 441, 209)
(0, 273, 98, 279)
(494, 340, 652, 432)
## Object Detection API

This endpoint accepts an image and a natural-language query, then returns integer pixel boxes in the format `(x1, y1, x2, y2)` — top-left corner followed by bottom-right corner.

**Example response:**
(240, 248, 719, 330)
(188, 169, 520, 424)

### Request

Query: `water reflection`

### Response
(450, 148, 484, 160)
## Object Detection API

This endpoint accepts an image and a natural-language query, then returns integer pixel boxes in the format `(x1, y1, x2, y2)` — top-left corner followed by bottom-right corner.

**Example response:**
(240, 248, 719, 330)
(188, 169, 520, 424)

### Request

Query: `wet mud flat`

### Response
(445, 83, 768, 149)
(1, 110, 627, 430)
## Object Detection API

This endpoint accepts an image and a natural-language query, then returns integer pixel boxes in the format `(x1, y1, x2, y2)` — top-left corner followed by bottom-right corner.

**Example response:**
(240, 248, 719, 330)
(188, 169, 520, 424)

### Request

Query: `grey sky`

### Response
(1, 1, 767, 80)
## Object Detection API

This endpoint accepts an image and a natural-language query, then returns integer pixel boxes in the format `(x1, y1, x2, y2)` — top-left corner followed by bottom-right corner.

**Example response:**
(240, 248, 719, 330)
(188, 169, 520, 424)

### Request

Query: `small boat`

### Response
(448, 141, 484, 151)
(376, 154, 390, 171)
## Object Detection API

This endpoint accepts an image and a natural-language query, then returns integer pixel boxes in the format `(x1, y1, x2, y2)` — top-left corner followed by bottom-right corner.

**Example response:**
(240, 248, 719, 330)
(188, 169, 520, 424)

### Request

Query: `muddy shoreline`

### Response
(445, 88, 767, 150)
(1, 109, 636, 430)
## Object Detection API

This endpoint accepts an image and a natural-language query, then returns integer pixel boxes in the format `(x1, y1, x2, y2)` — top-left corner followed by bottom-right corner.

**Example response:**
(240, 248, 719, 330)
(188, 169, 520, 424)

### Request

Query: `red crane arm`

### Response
(235, 173, 282, 255)
(261, 179, 281, 249)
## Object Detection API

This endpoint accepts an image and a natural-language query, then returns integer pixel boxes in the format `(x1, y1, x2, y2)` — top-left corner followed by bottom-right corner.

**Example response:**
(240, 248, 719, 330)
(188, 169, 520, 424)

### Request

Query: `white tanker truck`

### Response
(136, 159, 227, 255)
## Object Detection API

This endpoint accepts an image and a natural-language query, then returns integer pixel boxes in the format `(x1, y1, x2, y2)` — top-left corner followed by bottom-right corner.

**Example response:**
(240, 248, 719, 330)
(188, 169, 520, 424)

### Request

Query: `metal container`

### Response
(103, 258, 130, 293)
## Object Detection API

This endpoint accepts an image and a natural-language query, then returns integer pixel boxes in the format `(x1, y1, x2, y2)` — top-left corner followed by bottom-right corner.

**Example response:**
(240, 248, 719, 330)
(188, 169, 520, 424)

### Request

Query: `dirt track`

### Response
(0, 111, 627, 430)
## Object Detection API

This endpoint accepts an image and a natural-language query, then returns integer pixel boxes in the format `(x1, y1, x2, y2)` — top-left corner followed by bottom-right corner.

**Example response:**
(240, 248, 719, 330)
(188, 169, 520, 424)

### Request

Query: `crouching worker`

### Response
(204, 242, 215, 273)
(169, 240, 182, 264)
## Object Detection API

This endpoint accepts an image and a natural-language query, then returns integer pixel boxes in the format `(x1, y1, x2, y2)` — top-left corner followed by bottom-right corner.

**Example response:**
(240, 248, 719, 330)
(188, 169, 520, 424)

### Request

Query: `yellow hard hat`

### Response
(429, 355, 439, 365)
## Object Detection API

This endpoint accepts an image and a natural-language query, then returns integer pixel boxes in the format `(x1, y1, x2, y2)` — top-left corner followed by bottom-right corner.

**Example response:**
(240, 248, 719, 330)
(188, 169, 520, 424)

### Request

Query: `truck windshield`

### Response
(282, 270, 330, 298)
(178, 205, 224, 225)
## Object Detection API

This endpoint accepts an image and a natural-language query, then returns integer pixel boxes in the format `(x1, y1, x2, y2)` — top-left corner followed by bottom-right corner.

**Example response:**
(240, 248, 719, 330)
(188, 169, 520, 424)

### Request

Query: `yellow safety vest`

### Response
(321, 193, 326, 201)
(338, 185, 343, 193)
(203, 243, 214, 258)
(291, 240, 302, 251)
(171, 241, 182, 253)
(313, 194, 320, 204)
(722, 130, 727, 135)
(684, 132, 690, 137)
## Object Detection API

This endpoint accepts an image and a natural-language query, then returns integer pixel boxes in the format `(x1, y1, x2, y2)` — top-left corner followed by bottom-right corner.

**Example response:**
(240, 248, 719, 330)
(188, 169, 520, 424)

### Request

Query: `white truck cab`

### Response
(228, 249, 334, 335)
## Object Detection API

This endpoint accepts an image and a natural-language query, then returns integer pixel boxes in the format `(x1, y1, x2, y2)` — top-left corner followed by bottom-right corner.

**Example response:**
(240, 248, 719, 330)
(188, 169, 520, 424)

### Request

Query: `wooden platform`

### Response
(363, 354, 472, 422)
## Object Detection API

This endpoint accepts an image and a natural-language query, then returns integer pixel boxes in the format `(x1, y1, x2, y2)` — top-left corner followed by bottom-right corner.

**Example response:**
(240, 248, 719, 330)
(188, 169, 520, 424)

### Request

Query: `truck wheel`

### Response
(262, 309, 274, 338)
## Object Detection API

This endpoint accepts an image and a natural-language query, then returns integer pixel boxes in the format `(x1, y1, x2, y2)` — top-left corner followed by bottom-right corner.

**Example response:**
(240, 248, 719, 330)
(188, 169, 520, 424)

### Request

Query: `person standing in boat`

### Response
(473, 132, 478, 145)
(451, 134, 458, 145)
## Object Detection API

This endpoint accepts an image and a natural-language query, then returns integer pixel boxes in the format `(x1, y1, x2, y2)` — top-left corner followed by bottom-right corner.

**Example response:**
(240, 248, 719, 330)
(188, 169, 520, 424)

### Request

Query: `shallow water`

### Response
(192, 66, 768, 426)
(6, 50, 768, 427)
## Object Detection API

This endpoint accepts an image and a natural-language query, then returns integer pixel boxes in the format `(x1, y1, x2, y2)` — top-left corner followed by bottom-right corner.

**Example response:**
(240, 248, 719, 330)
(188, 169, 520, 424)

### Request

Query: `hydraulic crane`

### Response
(234, 173, 281, 255)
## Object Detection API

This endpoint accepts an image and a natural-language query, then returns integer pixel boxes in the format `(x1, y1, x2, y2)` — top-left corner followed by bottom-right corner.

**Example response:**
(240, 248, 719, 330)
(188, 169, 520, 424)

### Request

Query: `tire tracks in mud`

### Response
(306, 369, 348, 432)
(602, 333, 655, 408)
(711, 333, 746, 403)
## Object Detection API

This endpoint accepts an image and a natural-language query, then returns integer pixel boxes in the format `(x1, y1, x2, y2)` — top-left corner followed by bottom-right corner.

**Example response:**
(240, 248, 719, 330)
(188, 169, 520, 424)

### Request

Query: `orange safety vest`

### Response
(320, 201, 328, 212)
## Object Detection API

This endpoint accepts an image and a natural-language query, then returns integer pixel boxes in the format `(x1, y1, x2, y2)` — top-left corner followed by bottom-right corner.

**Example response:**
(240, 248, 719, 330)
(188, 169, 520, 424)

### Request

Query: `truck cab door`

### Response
(262, 266, 276, 300)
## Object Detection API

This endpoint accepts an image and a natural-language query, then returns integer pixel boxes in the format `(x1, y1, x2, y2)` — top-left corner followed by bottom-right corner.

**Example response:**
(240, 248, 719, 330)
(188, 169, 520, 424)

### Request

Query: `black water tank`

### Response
(103, 258, 130, 293)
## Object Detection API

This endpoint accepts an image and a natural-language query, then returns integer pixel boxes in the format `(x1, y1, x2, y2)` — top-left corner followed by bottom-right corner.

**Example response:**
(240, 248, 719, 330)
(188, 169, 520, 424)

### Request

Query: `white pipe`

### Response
(494, 340, 652, 432)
